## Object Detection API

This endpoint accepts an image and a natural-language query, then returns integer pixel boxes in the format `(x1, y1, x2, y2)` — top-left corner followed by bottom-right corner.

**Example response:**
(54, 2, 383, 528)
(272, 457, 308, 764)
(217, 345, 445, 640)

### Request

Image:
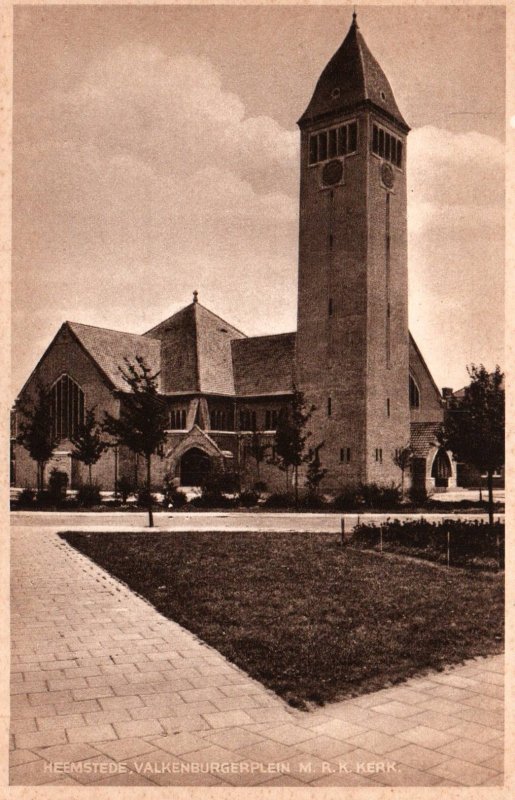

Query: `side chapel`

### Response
(12, 14, 455, 493)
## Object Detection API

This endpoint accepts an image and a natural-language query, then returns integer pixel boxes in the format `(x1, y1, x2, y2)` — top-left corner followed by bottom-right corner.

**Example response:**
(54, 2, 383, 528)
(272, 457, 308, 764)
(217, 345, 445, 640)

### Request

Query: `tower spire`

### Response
(352, 7, 358, 27)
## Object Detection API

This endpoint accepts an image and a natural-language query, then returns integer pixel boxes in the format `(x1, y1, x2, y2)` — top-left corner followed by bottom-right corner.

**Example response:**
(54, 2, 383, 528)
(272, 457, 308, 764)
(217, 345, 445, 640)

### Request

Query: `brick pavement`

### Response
(10, 524, 504, 786)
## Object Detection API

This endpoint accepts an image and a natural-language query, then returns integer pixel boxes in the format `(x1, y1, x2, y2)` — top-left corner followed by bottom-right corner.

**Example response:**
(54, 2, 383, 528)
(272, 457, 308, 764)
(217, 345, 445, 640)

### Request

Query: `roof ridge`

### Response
(68, 320, 159, 341)
(233, 331, 296, 344)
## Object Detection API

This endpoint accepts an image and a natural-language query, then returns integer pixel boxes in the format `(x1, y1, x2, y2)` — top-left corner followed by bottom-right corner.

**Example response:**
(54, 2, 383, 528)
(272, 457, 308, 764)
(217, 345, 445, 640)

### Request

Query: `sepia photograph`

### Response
(9, 4, 505, 790)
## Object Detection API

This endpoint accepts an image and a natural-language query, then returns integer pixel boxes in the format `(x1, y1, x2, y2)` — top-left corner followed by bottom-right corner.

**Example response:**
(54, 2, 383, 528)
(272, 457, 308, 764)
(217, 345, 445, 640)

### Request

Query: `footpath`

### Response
(10, 521, 504, 787)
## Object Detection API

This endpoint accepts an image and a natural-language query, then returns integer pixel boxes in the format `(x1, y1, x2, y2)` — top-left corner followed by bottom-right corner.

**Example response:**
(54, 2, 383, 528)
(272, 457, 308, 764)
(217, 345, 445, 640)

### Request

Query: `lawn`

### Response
(61, 530, 504, 709)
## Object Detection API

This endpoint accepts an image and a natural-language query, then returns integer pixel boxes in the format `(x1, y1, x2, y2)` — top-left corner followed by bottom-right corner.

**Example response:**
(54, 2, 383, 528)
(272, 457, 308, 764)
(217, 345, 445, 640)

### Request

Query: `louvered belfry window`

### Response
(51, 374, 84, 440)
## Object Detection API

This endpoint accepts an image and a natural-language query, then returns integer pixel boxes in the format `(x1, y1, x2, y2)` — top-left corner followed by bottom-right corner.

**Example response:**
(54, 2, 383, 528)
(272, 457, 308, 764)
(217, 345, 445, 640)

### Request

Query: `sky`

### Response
(12, 5, 505, 397)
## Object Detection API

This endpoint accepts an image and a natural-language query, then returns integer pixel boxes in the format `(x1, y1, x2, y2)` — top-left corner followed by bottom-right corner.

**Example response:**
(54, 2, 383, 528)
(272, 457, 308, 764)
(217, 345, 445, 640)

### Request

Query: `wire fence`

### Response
(347, 518, 504, 571)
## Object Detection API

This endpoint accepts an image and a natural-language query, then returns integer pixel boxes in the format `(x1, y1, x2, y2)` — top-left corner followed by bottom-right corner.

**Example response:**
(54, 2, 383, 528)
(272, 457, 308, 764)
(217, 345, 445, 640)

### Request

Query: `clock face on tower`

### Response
(381, 162, 395, 189)
(322, 159, 343, 186)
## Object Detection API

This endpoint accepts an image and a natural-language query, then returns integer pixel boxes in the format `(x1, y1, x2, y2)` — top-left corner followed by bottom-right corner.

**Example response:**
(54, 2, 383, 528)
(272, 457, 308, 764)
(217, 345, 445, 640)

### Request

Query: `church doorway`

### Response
(180, 448, 211, 487)
(431, 448, 452, 488)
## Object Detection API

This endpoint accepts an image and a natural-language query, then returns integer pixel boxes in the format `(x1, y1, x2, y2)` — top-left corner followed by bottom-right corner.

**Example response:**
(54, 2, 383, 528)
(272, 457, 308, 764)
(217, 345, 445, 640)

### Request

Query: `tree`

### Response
(392, 444, 412, 500)
(16, 383, 57, 492)
(273, 386, 314, 509)
(103, 357, 168, 527)
(306, 442, 327, 499)
(71, 407, 108, 486)
(438, 364, 504, 525)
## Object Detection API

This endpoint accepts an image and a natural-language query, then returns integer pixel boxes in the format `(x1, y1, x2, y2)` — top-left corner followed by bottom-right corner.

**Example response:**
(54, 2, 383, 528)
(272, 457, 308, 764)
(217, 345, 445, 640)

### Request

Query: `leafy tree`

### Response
(16, 383, 57, 491)
(71, 407, 108, 486)
(392, 444, 412, 499)
(103, 357, 168, 527)
(273, 386, 314, 509)
(306, 442, 327, 499)
(438, 364, 504, 524)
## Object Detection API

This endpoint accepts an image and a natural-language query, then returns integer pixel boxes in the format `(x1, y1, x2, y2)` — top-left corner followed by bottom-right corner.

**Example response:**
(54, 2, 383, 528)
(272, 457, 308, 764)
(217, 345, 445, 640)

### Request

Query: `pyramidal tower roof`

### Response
(298, 13, 409, 131)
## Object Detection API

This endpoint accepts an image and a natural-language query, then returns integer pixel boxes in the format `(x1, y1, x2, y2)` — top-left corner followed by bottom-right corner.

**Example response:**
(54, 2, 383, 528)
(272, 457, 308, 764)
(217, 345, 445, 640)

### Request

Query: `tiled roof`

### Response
(144, 302, 246, 395)
(67, 322, 161, 392)
(299, 16, 408, 130)
(232, 333, 296, 396)
(410, 421, 441, 459)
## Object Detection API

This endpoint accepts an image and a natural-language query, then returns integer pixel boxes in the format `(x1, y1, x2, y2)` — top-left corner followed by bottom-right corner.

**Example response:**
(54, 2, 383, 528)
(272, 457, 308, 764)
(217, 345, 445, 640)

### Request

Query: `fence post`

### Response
(495, 519, 501, 571)
(380, 524, 383, 554)
(340, 517, 345, 546)
(446, 528, 450, 568)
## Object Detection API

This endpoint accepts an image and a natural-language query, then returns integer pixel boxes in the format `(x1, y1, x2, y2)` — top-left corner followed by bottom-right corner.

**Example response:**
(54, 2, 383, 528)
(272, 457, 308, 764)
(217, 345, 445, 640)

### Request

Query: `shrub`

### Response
(36, 490, 54, 509)
(189, 492, 237, 509)
(409, 485, 430, 506)
(162, 475, 188, 509)
(16, 488, 36, 508)
(263, 492, 296, 509)
(201, 462, 238, 496)
(350, 518, 504, 570)
(239, 490, 260, 507)
(360, 481, 401, 509)
(48, 469, 68, 505)
(301, 492, 327, 510)
(253, 481, 268, 494)
(136, 488, 159, 508)
(332, 485, 363, 511)
(117, 476, 135, 503)
(76, 483, 102, 507)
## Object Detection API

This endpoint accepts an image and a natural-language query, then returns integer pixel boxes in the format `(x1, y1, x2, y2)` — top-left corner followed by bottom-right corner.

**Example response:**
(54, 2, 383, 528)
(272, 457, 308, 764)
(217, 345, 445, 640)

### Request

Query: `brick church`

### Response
(12, 15, 455, 494)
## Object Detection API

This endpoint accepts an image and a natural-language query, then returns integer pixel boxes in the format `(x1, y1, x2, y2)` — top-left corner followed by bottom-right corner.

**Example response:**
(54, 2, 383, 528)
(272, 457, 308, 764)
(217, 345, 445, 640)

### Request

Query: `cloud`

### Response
(407, 126, 504, 388)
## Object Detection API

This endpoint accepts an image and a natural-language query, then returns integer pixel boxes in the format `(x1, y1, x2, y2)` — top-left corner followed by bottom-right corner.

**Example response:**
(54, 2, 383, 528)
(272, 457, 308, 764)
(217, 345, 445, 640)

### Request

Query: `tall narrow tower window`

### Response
(328, 298, 333, 316)
(327, 397, 332, 416)
(308, 120, 358, 165)
(387, 398, 390, 417)
(372, 123, 403, 168)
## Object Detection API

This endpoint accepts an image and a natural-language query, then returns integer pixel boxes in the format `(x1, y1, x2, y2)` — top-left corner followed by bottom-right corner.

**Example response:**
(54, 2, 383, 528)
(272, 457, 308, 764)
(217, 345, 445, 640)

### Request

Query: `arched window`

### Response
(51, 374, 84, 441)
(409, 375, 420, 409)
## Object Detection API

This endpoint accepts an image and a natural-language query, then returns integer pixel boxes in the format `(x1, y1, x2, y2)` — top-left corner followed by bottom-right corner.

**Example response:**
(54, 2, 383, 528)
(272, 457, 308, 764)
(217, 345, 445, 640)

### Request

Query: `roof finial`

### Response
(193, 290, 198, 304)
(352, 7, 358, 26)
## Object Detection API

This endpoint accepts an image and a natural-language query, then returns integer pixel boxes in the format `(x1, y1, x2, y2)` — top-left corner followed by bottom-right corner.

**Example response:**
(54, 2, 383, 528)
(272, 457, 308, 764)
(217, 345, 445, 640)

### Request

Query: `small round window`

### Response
(331, 87, 341, 100)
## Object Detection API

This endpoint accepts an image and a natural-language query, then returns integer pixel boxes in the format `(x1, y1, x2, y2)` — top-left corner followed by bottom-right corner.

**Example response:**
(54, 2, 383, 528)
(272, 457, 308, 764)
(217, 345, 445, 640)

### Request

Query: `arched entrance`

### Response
(180, 448, 211, 487)
(431, 448, 452, 488)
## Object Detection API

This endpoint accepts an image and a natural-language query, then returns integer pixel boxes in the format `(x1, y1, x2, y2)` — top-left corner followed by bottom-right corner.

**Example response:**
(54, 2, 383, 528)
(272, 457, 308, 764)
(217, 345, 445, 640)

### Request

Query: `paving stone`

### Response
(296, 735, 356, 760)
(36, 742, 102, 763)
(237, 740, 302, 763)
(409, 710, 461, 731)
(16, 730, 68, 750)
(99, 694, 144, 711)
(114, 718, 165, 738)
(245, 707, 294, 723)
(10, 758, 54, 785)
(444, 720, 503, 744)
(9, 718, 37, 734)
(480, 752, 504, 773)
(310, 772, 380, 787)
(312, 718, 367, 741)
(398, 726, 458, 750)
(66, 723, 117, 744)
(83, 709, 132, 725)
(388, 743, 449, 770)
(202, 728, 263, 752)
(429, 758, 499, 785)
(371, 700, 424, 719)
(262, 723, 318, 746)
(202, 710, 253, 729)
(9, 749, 40, 767)
(54, 699, 101, 715)
(346, 730, 407, 755)
(436, 738, 501, 764)
(151, 732, 215, 755)
(159, 714, 212, 734)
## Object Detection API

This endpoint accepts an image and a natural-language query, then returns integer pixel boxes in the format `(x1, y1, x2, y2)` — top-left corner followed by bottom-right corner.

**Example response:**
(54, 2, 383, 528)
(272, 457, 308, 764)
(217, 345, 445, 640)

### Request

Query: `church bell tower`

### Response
(295, 13, 411, 488)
